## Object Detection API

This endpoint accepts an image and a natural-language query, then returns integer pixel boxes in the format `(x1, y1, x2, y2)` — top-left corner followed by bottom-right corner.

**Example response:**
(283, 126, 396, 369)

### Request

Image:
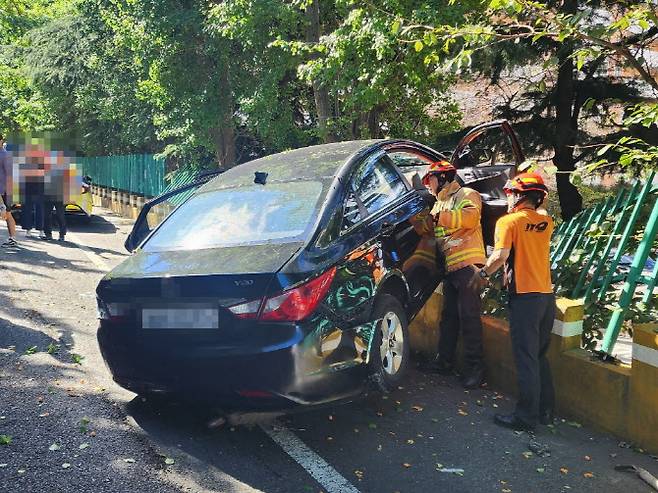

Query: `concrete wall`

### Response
(409, 290, 658, 453)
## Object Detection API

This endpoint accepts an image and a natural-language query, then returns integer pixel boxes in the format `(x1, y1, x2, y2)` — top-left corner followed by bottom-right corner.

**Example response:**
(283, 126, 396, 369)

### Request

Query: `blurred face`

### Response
(427, 175, 440, 196)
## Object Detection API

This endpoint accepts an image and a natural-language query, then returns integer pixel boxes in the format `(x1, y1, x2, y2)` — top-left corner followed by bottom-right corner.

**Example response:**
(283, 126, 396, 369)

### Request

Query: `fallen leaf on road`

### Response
(457, 409, 468, 416)
(354, 469, 364, 479)
(0, 464, 7, 468)
(328, 415, 333, 421)
(123, 458, 135, 463)
(368, 423, 377, 429)
(62, 463, 71, 469)
(39, 412, 49, 418)
(17, 469, 25, 474)
(79, 443, 89, 450)
(476, 400, 484, 407)
(502, 489, 511, 493)
(164, 458, 175, 465)
(24, 346, 38, 355)
(437, 467, 464, 476)
(49, 443, 61, 451)
(560, 467, 569, 475)
(326, 436, 333, 441)
(566, 421, 582, 428)
(406, 439, 414, 445)
(71, 354, 84, 365)
(536, 467, 545, 473)
(584, 455, 591, 461)
(583, 472, 594, 478)
(377, 444, 382, 451)
(402, 463, 412, 468)
(0, 435, 11, 445)
(522, 452, 533, 459)
(411, 405, 424, 412)
(431, 418, 439, 423)
(46, 343, 58, 354)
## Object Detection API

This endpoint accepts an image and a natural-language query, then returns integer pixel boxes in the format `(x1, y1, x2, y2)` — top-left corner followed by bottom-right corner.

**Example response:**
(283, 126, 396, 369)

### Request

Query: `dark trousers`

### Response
(509, 293, 556, 426)
(437, 266, 484, 370)
(43, 201, 67, 237)
(21, 196, 44, 231)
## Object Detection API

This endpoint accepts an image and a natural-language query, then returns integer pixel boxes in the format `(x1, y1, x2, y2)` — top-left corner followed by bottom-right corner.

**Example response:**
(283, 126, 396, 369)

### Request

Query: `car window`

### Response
(142, 181, 324, 251)
(387, 150, 434, 184)
(340, 155, 407, 231)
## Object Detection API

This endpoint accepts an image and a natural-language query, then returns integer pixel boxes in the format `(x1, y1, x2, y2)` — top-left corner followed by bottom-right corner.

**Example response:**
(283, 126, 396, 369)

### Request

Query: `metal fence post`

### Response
(601, 195, 658, 355)
(596, 171, 656, 303)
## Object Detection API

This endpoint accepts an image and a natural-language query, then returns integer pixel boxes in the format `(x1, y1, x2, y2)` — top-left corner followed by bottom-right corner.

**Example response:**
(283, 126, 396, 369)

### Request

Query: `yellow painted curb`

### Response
(555, 297, 584, 322)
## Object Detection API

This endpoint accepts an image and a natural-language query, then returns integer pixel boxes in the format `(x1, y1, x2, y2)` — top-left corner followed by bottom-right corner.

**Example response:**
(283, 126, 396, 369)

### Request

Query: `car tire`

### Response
(368, 294, 410, 392)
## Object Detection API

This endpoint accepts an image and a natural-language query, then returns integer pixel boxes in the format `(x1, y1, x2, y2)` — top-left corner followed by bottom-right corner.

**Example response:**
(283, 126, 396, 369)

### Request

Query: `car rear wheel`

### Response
(369, 294, 409, 392)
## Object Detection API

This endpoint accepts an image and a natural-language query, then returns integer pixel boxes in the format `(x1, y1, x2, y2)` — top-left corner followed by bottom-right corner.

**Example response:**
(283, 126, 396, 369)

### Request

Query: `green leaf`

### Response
(164, 457, 175, 465)
(24, 346, 38, 355)
(391, 20, 401, 35)
(0, 435, 11, 445)
(46, 343, 58, 354)
(71, 354, 84, 365)
(414, 40, 424, 52)
(49, 443, 61, 451)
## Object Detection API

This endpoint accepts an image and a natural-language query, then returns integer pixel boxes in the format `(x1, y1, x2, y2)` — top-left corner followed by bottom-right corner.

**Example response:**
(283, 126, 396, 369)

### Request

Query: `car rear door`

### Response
(450, 120, 525, 245)
(124, 172, 220, 252)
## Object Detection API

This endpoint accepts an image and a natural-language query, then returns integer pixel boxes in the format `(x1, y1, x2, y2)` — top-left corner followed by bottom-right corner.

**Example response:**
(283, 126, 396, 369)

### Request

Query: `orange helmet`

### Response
(503, 172, 549, 197)
(421, 160, 456, 186)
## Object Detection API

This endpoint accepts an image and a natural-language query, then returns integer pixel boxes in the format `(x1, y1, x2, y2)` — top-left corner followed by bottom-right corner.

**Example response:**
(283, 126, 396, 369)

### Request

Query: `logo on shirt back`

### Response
(525, 221, 549, 232)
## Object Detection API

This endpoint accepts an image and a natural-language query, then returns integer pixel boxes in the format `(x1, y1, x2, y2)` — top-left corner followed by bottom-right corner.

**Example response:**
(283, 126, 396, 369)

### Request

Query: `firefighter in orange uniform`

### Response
(422, 160, 486, 389)
(472, 172, 555, 431)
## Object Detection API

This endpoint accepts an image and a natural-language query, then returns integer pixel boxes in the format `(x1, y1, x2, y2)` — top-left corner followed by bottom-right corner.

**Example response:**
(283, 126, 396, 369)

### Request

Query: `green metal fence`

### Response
(78, 154, 167, 197)
(551, 172, 658, 357)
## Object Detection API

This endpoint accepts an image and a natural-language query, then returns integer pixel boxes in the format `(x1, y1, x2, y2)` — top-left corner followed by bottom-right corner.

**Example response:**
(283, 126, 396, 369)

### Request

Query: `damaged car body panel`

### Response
(97, 122, 521, 410)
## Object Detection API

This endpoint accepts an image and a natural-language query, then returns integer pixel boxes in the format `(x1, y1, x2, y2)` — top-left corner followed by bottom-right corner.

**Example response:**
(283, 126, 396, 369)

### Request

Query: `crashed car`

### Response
(96, 120, 524, 409)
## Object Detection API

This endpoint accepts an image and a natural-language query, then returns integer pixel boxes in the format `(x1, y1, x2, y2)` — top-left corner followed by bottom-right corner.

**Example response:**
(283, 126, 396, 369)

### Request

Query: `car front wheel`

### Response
(369, 294, 410, 391)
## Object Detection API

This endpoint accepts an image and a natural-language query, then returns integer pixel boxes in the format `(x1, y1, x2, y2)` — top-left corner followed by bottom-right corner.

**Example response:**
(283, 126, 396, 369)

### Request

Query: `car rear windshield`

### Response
(143, 181, 324, 251)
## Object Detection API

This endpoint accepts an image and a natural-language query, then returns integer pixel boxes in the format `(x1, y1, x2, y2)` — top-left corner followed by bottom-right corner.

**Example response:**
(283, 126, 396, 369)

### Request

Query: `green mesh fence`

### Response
(78, 154, 167, 197)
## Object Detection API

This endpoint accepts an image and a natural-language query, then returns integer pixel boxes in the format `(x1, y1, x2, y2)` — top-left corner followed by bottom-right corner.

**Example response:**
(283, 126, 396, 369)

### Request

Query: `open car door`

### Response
(450, 120, 524, 246)
(124, 171, 221, 252)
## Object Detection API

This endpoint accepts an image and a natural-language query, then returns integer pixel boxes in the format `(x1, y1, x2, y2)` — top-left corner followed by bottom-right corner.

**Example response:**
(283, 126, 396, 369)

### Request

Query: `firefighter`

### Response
(422, 160, 486, 389)
(471, 172, 555, 431)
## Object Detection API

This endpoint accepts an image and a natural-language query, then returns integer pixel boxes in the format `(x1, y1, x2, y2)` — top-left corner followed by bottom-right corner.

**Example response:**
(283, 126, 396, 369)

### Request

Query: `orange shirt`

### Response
(494, 208, 554, 294)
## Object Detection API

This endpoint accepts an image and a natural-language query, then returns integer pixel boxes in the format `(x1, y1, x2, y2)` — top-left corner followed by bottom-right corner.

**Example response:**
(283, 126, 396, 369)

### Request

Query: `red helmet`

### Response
(421, 160, 456, 186)
(503, 172, 549, 197)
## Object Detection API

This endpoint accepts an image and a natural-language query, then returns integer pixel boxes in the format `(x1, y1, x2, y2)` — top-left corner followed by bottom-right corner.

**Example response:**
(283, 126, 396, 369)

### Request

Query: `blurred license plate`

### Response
(142, 308, 219, 329)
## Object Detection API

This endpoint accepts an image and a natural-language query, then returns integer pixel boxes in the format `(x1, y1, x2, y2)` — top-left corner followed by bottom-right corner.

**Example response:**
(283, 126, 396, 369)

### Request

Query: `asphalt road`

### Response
(1, 207, 657, 493)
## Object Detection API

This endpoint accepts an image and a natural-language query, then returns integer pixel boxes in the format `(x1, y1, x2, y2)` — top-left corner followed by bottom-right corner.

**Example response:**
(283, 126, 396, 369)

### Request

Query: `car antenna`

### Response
(254, 171, 268, 185)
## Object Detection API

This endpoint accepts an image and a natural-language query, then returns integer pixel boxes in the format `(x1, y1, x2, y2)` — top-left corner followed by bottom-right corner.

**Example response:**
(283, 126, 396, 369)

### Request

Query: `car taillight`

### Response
(97, 297, 130, 321)
(227, 299, 262, 319)
(260, 267, 337, 322)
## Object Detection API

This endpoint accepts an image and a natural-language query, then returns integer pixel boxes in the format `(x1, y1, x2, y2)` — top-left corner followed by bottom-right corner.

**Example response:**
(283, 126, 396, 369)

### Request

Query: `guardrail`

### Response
(550, 171, 658, 358)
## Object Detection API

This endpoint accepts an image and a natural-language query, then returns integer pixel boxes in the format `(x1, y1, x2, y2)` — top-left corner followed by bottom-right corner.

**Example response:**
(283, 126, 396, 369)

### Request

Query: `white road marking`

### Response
(66, 232, 111, 272)
(261, 421, 361, 493)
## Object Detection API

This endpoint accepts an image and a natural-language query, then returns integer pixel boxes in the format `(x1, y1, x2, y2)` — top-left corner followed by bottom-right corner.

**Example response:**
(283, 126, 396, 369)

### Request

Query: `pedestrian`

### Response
(20, 152, 45, 238)
(471, 172, 555, 432)
(0, 133, 18, 248)
(423, 160, 487, 389)
(42, 156, 67, 242)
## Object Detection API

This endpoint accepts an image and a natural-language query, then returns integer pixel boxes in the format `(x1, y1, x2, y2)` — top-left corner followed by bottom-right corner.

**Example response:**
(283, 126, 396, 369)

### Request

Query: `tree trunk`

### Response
(212, 63, 236, 169)
(552, 0, 582, 220)
(305, 0, 335, 143)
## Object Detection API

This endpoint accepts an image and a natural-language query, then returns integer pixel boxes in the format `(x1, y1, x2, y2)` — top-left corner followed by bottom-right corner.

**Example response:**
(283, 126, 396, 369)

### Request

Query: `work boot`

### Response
(539, 409, 555, 426)
(461, 365, 485, 389)
(494, 413, 535, 432)
(430, 356, 455, 376)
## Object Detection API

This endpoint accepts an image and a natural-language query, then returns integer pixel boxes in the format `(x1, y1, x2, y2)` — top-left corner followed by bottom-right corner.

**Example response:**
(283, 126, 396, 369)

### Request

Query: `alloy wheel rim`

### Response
(379, 311, 404, 376)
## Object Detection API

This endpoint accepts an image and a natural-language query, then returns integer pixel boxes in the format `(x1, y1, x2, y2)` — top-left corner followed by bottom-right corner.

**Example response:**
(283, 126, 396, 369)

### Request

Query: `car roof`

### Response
(202, 140, 382, 191)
